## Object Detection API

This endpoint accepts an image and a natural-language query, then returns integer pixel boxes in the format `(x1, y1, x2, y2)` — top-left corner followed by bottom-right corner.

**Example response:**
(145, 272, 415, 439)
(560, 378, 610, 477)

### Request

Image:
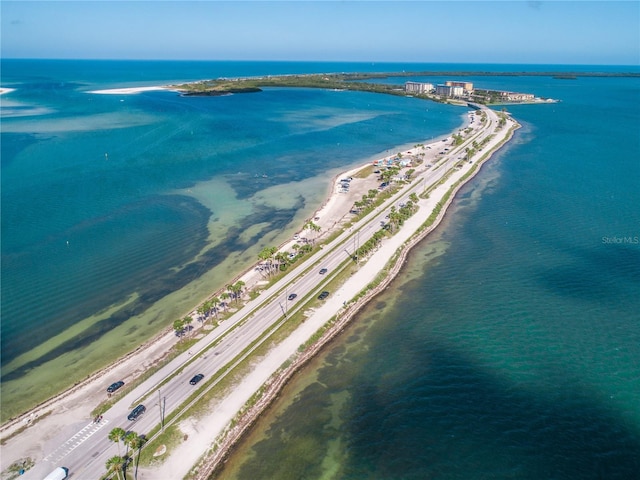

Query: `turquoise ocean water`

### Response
(2, 61, 639, 477)
(1, 60, 464, 417)
(206, 70, 640, 478)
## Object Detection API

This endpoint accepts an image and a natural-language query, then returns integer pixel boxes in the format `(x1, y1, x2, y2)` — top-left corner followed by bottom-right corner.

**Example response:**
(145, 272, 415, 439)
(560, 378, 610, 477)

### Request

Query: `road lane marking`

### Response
(43, 419, 110, 462)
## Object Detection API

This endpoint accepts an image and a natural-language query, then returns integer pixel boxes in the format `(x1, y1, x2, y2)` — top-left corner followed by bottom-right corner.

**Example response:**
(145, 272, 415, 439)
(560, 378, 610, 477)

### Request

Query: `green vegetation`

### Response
(1, 457, 35, 479)
(172, 73, 448, 103)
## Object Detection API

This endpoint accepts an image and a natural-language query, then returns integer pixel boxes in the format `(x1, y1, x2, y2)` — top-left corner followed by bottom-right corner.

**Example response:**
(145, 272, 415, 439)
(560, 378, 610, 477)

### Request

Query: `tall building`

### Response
(445, 80, 474, 93)
(405, 81, 434, 94)
(435, 84, 464, 97)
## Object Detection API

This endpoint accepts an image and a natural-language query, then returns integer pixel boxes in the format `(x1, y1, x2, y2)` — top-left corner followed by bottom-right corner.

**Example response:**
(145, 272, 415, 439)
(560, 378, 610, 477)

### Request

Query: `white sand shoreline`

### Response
(87, 86, 173, 95)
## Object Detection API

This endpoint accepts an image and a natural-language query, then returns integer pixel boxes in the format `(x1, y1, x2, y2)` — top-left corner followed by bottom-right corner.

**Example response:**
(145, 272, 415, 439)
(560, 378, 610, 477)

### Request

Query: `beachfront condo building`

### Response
(405, 81, 434, 94)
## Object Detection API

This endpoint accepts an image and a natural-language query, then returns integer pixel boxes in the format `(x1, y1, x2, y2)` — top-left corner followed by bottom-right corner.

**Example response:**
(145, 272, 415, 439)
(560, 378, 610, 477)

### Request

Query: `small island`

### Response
(170, 71, 556, 105)
(170, 69, 637, 105)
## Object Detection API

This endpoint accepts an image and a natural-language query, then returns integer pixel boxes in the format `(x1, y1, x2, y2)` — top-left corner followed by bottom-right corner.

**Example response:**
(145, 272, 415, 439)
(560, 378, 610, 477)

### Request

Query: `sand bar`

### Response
(87, 86, 171, 95)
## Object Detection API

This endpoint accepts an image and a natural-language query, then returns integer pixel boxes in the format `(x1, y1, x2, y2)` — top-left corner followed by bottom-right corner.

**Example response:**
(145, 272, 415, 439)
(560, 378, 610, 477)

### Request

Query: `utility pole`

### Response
(158, 390, 165, 432)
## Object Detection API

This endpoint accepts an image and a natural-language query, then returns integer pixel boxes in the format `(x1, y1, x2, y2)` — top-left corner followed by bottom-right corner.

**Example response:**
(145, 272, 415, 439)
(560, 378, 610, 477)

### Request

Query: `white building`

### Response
(435, 84, 464, 97)
(405, 81, 434, 94)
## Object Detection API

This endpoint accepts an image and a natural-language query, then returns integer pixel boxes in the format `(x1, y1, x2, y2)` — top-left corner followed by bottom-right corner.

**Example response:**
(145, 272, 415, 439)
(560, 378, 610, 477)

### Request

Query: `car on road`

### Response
(106, 381, 125, 393)
(318, 291, 330, 300)
(43, 467, 68, 480)
(287, 293, 297, 301)
(127, 404, 146, 421)
(319, 268, 328, 275)
(189, 373, 204, 385)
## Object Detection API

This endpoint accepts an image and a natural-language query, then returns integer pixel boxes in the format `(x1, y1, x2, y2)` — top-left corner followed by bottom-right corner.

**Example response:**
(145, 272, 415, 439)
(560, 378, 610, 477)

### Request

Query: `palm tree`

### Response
(124, 431, 138, 456)
(197, 304, 207, 323)
(106, 455, 125, 480)
(304, 221, 321, 244)
(272, 251, 286, 271)
(173, 319, 184, 339)
(258, 246, 277, 277)
(232, 281, 245, 303)
(210, 297, 220, 319)
(126, 434, 146, 480)
(108, 427, 126, 456)
(183, 315, 193, 336)
(220, 292, 230, 311)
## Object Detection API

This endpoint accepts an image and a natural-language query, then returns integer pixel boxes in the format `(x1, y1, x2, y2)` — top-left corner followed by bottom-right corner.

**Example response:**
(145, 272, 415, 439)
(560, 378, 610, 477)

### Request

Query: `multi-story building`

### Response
(405, 81, 434, 94)
(445, 80, 474, 93)
(435, 84, 464, 97)
(473, 89, 535, 102)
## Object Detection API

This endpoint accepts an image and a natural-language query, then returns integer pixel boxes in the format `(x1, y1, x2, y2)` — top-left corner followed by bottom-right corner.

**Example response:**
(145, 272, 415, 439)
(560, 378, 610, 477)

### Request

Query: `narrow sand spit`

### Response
(0, 149, 384, 468)
(87, 86, 171, 94)
(1, 110, 517, 480)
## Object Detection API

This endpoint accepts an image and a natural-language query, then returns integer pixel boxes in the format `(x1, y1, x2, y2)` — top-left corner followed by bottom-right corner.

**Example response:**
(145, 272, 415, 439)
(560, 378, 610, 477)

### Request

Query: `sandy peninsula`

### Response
(87, 86, 173, 95)
(1, 106, 519, 480)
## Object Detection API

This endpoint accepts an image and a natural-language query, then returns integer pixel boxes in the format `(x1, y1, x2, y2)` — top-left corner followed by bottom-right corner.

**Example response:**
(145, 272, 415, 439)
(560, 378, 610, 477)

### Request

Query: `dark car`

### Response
(319, 268, 328, 275)
(107, 381, 125, 393)
(318, 291, 330, 300)
(127, 404, 146, 421)
(287, 293, 297, 301)
(189, 373, 204, 385)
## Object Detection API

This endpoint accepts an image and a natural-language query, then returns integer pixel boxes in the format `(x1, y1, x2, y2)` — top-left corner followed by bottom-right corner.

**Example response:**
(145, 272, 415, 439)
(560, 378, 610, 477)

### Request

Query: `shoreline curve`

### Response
(191, 115, 521, 479)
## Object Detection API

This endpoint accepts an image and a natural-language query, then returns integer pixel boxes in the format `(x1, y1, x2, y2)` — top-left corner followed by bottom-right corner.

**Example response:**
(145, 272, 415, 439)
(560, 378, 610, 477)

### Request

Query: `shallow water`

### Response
(212, 72, 640, 479)
(1, 60, 464, 419)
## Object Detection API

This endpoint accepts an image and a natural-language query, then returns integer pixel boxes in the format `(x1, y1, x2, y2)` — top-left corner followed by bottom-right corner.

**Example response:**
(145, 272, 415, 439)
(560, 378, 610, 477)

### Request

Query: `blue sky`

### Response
(1, 1, 638, 65)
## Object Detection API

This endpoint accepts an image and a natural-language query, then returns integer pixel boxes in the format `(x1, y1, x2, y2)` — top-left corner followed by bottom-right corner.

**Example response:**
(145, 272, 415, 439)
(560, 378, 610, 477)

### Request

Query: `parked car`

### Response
(127, 404, 146, 421)
(287, 293, 297, 301)
(106, 381, 125, 393)
(319, 268, 328, 275)
(189, 374, 204, 385)
(318, 291, 330, 300)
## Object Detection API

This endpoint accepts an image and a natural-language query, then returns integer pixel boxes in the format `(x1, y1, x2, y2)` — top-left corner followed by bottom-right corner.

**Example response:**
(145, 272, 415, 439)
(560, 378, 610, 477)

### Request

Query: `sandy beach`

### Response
(1, 107, 518, 480)
(87, 86, 172, 95)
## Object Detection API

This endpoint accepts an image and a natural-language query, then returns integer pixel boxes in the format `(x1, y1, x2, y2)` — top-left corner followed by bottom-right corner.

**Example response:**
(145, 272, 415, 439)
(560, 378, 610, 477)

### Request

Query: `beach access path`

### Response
(1, 106, 518, 480)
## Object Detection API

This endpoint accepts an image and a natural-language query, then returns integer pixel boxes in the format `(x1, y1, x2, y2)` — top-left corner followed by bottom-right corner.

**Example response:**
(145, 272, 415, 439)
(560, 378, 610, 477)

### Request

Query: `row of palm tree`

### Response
(226, 280, 245, 304)
(258, 246, 279, 277)
(175, 280, 247, 340)
(172, 315, 193, 339)
(379, 165, 401, 184)
(106, 428, 146, 479)
(353, 193, 420, 260)
(304, 221, 321, 243)
(257, 225, 321, 277)
(354, 228, 387, 260)
(352, 188, 380, 214)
